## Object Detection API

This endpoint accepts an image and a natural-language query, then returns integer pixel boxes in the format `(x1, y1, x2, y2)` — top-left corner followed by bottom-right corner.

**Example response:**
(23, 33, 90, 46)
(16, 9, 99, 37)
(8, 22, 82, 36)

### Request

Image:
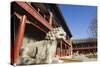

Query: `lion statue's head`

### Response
(45, 27, 66, 40)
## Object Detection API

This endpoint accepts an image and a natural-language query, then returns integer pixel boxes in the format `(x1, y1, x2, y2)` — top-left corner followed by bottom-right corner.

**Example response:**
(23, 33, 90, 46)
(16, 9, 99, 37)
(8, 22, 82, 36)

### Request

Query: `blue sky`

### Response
(59, 4, 97, 39)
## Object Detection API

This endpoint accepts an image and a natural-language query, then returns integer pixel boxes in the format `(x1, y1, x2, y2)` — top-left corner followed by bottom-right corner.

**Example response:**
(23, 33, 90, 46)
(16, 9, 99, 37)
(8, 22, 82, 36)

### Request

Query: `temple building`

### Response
(11, 1, 72, 64)
(72, 38, 97, 55)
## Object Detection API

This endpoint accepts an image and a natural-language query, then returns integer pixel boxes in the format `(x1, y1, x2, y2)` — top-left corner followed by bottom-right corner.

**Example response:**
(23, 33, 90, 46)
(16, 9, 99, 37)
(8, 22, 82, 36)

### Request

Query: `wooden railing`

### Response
(73, 46, 97, 50)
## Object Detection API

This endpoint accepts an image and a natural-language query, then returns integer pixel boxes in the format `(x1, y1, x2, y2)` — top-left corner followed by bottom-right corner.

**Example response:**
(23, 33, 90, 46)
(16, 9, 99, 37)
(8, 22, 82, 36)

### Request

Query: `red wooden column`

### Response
(64, 44, 66, 56)
(58, 48, 60, 56)
(63, 46, 64, 56)
(65, 46, 66, 56)
(64, 45, 66, 56)
(64, 49, 65, 56)
(71, 46, 73, 56)
(65, 46, 67, 56)
(69, 48, 71, 55)
(14, 15, 27, 64)
(60, 41, 62, 57)
(56, 48, 57, 55)
(68, 47, 70, 56)
(70, 40, 72, 57)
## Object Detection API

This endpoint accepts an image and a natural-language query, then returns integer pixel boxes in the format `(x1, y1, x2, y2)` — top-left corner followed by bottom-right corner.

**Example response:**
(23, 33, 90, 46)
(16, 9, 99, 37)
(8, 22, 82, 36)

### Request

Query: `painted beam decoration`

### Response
(11, 1, 97, 66)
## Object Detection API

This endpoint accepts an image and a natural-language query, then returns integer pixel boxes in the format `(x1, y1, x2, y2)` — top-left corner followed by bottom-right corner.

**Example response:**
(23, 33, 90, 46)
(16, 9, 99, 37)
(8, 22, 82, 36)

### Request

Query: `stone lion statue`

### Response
(17, 27, 66, 65)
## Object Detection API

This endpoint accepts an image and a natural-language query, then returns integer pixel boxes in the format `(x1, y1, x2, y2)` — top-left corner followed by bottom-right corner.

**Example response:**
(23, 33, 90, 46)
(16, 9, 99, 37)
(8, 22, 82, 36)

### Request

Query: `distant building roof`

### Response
(72, 38, 97, 44)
